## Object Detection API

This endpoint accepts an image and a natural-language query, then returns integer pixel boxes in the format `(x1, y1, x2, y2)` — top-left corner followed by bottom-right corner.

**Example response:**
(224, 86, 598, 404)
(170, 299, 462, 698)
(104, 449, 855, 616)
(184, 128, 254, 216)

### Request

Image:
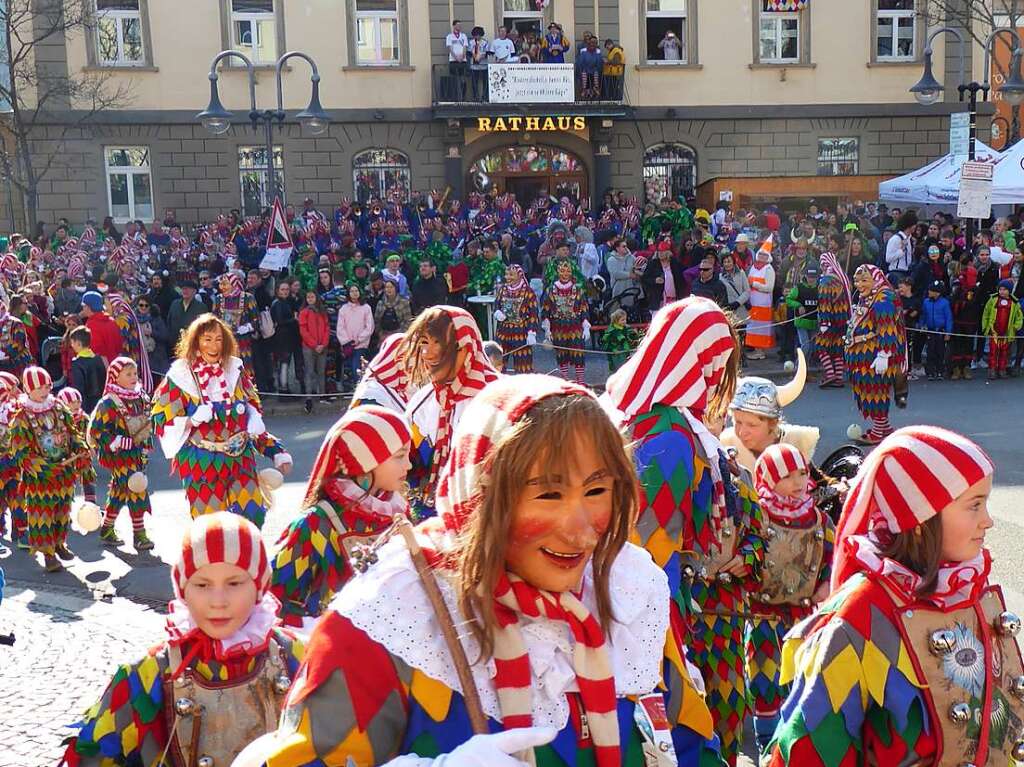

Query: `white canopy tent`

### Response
(878, 140, 1000, 206)
(990, 138, 1024, 206)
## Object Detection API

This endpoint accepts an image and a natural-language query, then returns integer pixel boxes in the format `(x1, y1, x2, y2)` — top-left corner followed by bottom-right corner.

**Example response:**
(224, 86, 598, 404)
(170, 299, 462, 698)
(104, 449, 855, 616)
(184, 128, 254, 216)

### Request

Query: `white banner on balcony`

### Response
(488, 63, 575, 104)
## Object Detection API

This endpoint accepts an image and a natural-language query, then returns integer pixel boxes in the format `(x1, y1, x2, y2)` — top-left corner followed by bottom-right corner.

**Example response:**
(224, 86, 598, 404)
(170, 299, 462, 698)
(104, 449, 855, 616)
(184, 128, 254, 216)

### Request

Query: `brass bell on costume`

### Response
(949, 702, 971, 725)
(197, 757, 215, 767)
(717, 572, 733, 585)
(928, 629, 956, 655)
(765, 526, 776, 539)
(996, 611, 1022, 636)
(800, 598, 812, 607)
(274, 673, 292, 695)
(1011, 675, 1024, 698)
(174, 697, 197, 717)
(814, 529, 825, 540)
(1011, 740, 1024, 761)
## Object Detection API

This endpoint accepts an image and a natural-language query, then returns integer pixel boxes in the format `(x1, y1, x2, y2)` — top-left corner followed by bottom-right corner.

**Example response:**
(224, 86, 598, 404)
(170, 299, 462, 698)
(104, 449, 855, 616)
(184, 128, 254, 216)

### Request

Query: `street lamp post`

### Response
(197, 50, 329, 208)
(910, 27, 1024, 245)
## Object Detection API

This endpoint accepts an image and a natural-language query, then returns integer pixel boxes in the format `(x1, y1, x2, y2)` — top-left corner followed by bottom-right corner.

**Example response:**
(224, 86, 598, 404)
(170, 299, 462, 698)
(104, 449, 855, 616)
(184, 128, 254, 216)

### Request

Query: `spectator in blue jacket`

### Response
(921, 279, 953, 380)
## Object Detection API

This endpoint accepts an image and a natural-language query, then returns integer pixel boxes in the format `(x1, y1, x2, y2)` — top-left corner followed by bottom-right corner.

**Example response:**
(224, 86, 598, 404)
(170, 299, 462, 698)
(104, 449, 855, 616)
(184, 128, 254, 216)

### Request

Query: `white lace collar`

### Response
(330, 539, 670, 729)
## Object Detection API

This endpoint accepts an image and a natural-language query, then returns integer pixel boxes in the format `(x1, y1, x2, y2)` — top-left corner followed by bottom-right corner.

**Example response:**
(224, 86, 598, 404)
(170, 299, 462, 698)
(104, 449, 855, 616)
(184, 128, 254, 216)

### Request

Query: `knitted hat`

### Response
(172, 512, 270, 599)
(220, 272, 243, 296)
(105, 356, 136, 390)
(929, 280, 944, 293)
(81, 291, 104, 312)
(56, 387, 82, 407)
(754, 443, 808, 494)
(999, 278, 1014, 291)
(303, 406, 412, 504)
(0, 371, 19, 393)
(22, 366, 52, 393)
(831, 425, 993, 590)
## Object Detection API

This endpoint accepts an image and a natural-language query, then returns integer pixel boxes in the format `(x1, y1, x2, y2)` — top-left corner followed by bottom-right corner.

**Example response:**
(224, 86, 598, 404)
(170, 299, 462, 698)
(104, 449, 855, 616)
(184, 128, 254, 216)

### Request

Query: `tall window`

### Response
(355, 0, 400, 65)
(502, 0, 544, 36)
(96, 0, 144, 66)
(645, 0, 687, 63)
(817, 138, 859, 176)
(759, 0, 800, 63)
(105, 147, 153, 222)
(642, 144, 697, 204)
(239, 145, 284, 217)
(230, 0, 278, 64)
(353, 149, 410, 203)
(876, 0, 915, 61)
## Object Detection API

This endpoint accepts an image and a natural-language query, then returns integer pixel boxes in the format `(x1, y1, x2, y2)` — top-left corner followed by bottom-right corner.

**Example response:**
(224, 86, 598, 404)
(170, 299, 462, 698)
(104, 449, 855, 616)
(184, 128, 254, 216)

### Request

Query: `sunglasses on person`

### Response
(137, 302, 150, 308)
(699, 267, 713, 272)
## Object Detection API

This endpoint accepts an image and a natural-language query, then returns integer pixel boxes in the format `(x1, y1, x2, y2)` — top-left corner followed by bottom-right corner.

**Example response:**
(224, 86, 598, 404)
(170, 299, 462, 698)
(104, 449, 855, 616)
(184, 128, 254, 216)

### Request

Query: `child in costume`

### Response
(401, 305, 498, 517)
(981, 278, 1023, 379)
(0, 372, 22, 543)
(213, 272, 260, 371)
(815, 252, 851, 387)
(152, 314, 291, 528)
(493, 264, 539, 374)
(55, 387, 98, 510)
(766, 426, 1024, 767)
(9, 366, 88, 571)
(59, 512, 305, 767)
(351, 332, 411, 412)
(950, 267, 981, 380)
(542, 257, 590, 384)
(600, 308, 640, 372)
(603, 296, 766, 767)
(745, 443, 834, 755)
(844, 265, 907, 445)
(87, 358, 155, 550)
(0, 298, 31, 378)
(271, 406, 411, 629)
(244, 374, 724, 767)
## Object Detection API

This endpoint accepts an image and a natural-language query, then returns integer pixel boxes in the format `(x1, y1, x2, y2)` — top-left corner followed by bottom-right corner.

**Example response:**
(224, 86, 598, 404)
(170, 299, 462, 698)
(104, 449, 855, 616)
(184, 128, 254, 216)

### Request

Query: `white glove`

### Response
(383, 727, 557, 767)
(493, 309, 506, 323)
(236, 323, 254, 335)
(0, 350, 8, 361)
(582, 320, 591, 342)
(111, 435, 134, 452)
(541, 319, 551, 335)
(190, 404, 213, 425)
(526, 330, 537, 346)
(871, 353, 889, 375)
(274, 451, 293, 470)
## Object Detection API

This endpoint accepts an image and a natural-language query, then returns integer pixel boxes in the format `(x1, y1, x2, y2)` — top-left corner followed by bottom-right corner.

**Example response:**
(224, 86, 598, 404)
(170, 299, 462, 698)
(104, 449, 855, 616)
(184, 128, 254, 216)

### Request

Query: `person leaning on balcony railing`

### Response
(469, 26, 490, 101)
(603, 38, 624, 100)
(577, 36, 603, 100)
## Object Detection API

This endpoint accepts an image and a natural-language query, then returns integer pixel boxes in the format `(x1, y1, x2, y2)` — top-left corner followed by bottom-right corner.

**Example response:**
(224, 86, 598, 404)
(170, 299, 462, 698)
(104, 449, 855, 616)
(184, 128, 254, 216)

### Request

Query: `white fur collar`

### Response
(165, 356, 244, 402)
(721, 422, 821, 476)
(331, 540, 670, 728)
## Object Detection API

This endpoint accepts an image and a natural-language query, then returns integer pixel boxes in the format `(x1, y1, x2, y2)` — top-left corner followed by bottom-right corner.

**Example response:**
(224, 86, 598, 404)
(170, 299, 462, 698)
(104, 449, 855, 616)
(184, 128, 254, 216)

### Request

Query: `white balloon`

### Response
(127, 471, 148, 494)
(783, 360, 795, 373)
(76, 501, 103, 533)
(259, 467, 284, 490)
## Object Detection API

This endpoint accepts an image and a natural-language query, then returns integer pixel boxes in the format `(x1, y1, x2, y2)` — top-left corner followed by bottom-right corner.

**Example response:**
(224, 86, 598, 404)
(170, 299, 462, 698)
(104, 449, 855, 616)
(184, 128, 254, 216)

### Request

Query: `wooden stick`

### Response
(395, 516, 489, 735)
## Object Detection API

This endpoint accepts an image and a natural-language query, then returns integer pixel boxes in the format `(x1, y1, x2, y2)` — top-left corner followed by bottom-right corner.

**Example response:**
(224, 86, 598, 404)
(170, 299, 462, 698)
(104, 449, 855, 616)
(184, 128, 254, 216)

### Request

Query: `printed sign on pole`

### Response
(957, 160, 994, 220)
(949, 111, 970, 164)
(260, 197, 293, 271)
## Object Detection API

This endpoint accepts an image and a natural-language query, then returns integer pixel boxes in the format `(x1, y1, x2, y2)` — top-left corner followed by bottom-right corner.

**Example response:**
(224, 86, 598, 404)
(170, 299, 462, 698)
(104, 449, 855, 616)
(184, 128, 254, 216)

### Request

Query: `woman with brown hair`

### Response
(243, 374, 722, 766)
(151, 313, 292, 528)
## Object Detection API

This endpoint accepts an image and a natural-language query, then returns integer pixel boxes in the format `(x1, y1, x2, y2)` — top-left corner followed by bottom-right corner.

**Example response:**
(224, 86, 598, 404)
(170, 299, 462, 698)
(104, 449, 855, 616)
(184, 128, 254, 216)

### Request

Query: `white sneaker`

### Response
(970, 360, 978, 369)
(979, 359, 989, 368)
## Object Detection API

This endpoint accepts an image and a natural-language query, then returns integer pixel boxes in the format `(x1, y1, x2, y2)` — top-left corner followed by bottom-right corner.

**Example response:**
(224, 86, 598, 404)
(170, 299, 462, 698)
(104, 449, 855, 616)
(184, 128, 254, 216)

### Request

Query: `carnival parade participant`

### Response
(845, 264, 908, 445)
(213, 272, 260, 371)
(765, 426, 1021, 767)
(603, 296, 765, 766)
(59, 512, 305, 767)
(981, 278, 1022, 379)
(542, 257, 590, 384)
(350, 332, 411, 412)
(9, 366, 88, 572)
(0, 372, 22, 543)
(745, 236, 775, 359)
(87, 357, 155, 551)
(745, 443, 834, 755)
(55, 386, 98, 510)
(270, 406, 411, 630)
(0, 298, 31, 378)
(493, 263, 540, 374)
(152, 314, 292, 527)
(402, 305, 498, 517)
(816, 251, 851, 387)
(106, 280, 154, 393)
(240, 374, 723, 767)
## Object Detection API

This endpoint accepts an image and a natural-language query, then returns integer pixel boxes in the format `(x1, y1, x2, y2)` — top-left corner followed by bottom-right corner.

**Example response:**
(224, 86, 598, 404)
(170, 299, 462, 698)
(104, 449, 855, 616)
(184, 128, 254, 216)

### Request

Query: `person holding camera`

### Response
(658, 28, 683, 61)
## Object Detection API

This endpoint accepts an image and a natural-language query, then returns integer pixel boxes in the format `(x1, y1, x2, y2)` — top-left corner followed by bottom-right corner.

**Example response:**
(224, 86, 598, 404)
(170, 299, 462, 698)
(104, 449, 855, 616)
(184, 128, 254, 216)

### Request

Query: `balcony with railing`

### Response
(430, 62, 629, 118)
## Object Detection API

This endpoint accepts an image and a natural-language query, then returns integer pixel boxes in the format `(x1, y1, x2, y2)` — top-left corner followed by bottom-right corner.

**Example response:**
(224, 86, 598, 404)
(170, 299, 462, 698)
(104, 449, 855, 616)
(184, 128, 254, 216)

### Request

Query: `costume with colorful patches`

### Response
(816, 252, 851, 386)
(55, 387, 98, 509)
(541, 264, 589, 382)
(493, 265, 540, 374)
(767, 427, 1022, 767)
(213, 274, 260, 371)
(59, 513, 305, 767)
(0, 372, 22, 540)
(152, 356, 289, 527)
(981, 280, 1023, 377)
(249, 375, 724, 767)
(0, 306, 31, 378)
(603, 297, 765, 766)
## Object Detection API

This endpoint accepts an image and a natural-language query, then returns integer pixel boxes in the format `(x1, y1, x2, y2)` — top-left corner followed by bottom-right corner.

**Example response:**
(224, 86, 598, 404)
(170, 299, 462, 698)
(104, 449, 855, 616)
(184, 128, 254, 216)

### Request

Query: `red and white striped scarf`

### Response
(819, 251, 852, 307)
(424, 307, 498, 500)
(363, 332, 410, 404)
(192, 359, 231, 403)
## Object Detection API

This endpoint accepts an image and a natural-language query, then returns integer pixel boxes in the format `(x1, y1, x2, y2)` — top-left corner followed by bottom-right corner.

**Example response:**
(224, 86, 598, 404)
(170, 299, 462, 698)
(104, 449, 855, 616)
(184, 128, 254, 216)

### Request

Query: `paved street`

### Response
(3, 375, 1024, 766)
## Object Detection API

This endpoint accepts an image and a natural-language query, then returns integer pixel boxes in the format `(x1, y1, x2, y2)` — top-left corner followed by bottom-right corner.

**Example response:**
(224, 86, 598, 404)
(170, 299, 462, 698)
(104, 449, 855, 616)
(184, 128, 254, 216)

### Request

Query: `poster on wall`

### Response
(488, 64, 574, 104)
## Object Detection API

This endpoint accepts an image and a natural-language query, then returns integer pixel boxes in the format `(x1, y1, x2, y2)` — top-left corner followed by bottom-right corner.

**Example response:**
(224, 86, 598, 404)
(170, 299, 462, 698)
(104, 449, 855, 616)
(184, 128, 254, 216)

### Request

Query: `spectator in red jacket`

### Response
(80, 290, 123, 365)
(299, 290, 330, 413)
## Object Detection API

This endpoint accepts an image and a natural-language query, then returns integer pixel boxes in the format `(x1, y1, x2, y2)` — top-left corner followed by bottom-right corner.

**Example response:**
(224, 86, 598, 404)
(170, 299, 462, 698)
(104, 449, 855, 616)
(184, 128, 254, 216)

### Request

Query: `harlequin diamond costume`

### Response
(9, 367, 88, 570)
(602, 297, 766, 766)
(249, 374, 723, 767)
(766, 426, 1024, 767)
(845, 265, 908, 444)
(59, 513, 304, 767)
(213, 273, 260, 371)
(54, 386, 98, 510)
(0, 300, 31, 378)
(87, 358, 155, 550)
(744, 443, 834, 754)
(271, 406, 410, 630)
(351, 332, 412, 413)
(0, 372, 22, 541)
(107, 288, 154, 393)
(816, 252, 851, 387)
(493, 264, 540, 374)
(152, 345, 290, 528)
(541, 259, 590, 384)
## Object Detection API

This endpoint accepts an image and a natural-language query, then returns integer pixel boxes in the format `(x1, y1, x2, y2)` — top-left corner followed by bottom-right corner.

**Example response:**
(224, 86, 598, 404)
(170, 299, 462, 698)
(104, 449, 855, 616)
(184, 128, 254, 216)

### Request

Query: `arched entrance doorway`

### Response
(467, 145, 588, 207)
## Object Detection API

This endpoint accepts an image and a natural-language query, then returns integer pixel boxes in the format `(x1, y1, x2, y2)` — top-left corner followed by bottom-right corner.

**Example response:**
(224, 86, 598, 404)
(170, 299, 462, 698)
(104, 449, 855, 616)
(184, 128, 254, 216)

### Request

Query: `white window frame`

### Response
(817, 137, 859, 176)
(104, 146, 154, 223)
(354, 0, 400, 66)
(645, 0, 688, 64)
(876, 1, 916, 62)
(758, 9, 799, 63)
(96, 4, 145, 67)
(230, 1, 277, 65)
(352, 149, 411, 204)
(502, 0, 544, 34)
(238, 145, 285, 217)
